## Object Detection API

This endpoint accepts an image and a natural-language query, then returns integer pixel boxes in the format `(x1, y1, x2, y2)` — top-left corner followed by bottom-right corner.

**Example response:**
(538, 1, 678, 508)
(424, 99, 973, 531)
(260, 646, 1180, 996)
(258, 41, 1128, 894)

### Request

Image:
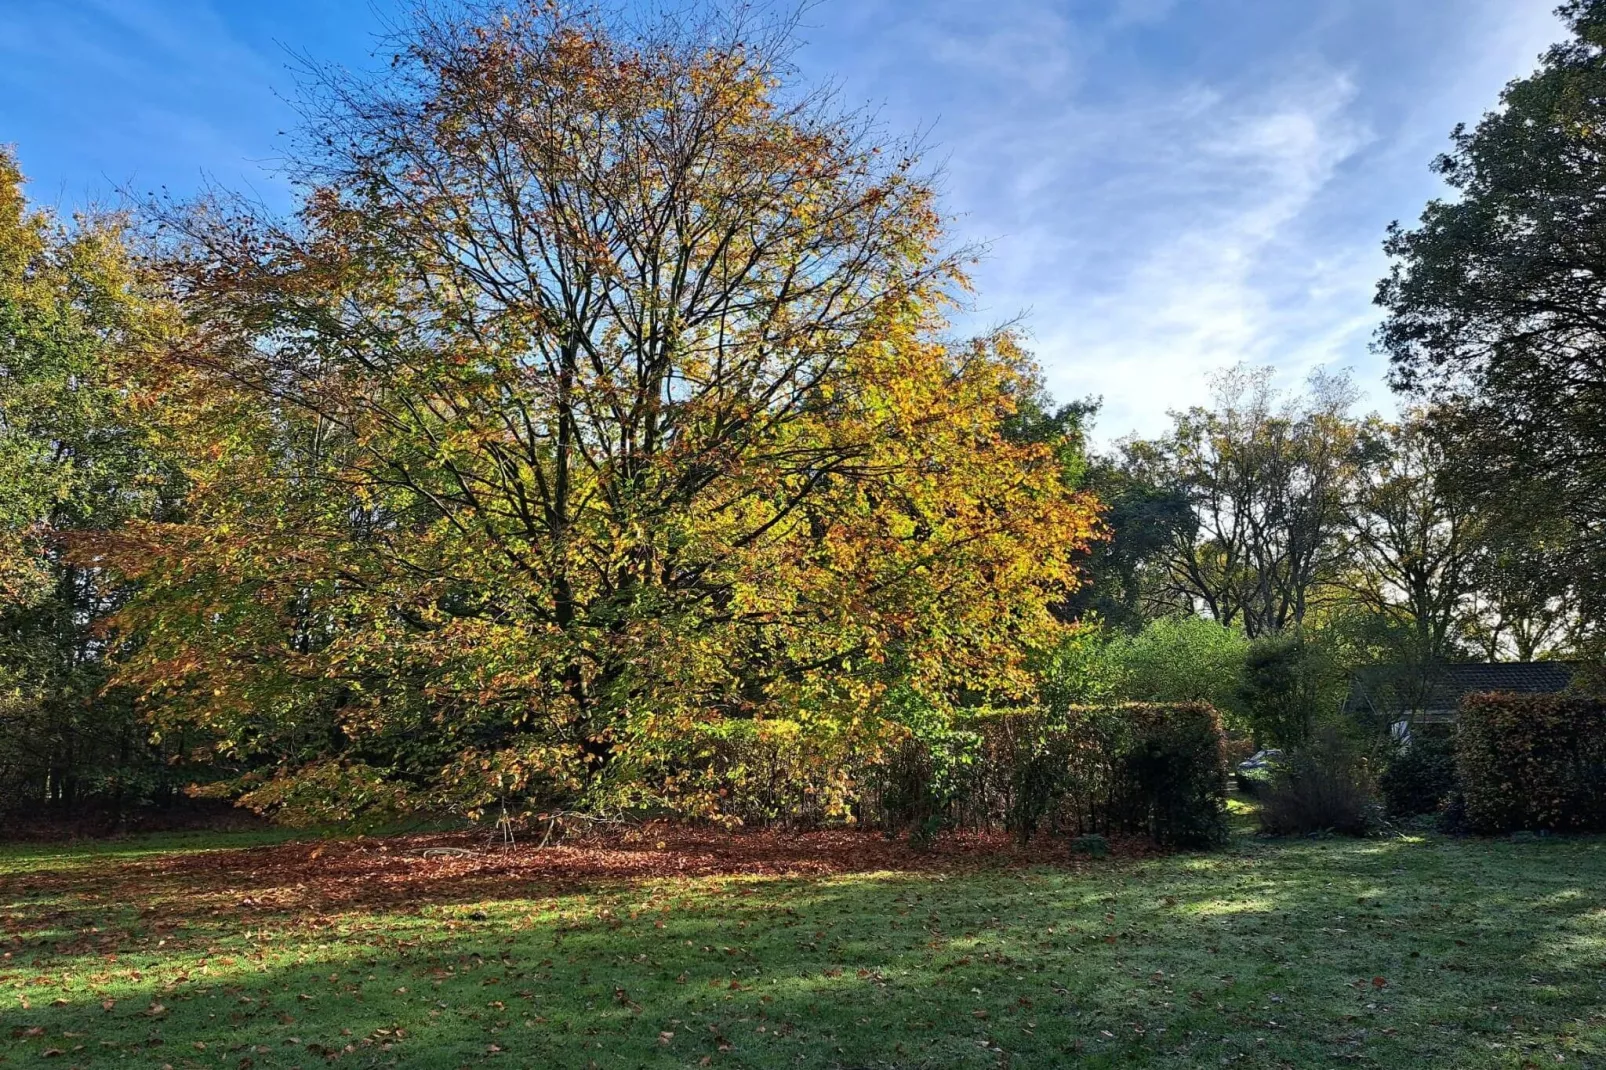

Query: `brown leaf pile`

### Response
(4, 825, 1153, 925)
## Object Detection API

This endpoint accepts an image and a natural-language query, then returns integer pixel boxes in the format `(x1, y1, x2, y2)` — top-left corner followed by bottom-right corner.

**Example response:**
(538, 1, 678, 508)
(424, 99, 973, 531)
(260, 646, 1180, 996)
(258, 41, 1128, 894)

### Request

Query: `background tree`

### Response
(1340, 412, 1476, 667)
(1378, 0, 1606, 631)
(1239, 632, 1339, 749)
(98, 5, 1100, 824)
(1121, 365, 1362, 638)
(0, 148, 182, 818)
(1104, 615, 1248, 732)
(1459, 500, 1582, 661)
(1001, 391, 1188, 631)
(1061, 448, 1191, 631)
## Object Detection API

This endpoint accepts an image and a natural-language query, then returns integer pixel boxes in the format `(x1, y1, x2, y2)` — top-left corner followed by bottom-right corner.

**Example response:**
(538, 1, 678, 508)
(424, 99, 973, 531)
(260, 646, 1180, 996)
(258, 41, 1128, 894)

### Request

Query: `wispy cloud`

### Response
(1027, 70, 1372, 434)
(2, 0, 1571, 440)
(801, 0, 1565, 439)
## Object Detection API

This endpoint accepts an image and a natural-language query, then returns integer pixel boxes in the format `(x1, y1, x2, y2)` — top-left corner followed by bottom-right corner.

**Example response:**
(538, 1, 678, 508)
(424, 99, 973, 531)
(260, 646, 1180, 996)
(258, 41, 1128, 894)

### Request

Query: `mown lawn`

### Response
(2, 809, 1604, 1069)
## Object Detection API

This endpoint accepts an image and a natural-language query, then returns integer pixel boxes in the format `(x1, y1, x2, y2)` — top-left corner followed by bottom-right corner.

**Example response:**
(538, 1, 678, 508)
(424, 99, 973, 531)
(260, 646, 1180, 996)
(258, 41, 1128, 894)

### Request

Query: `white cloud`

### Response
(1025, 71, 1372, 436)
(1109, 0, 1179, 29)
(3, 0, 1572, 444)
(801, 0, 1568, 442)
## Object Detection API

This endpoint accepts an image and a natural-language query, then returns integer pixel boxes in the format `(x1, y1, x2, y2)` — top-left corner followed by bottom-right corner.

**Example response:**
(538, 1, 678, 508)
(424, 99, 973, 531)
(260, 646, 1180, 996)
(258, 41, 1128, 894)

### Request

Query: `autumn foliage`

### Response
(1457, 693, 1606, 833)
(74, 5, 1101, 825)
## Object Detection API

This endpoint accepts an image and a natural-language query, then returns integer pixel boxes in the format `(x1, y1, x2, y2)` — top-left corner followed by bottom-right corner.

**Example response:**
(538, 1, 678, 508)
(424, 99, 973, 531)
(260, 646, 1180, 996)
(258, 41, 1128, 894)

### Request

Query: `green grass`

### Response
(0, 828, 305, 877)
(3, 814, 1605, 1068)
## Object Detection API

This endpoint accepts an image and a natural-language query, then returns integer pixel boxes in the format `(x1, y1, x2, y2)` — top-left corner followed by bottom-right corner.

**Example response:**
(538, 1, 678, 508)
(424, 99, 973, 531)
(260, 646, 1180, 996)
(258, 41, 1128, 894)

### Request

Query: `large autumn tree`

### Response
(95, 4, 1099, 823)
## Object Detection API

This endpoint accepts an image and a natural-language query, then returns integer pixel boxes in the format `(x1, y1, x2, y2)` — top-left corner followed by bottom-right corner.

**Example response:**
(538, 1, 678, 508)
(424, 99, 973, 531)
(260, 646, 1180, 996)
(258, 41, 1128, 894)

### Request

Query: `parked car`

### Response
(1234, 748, 1283, 795)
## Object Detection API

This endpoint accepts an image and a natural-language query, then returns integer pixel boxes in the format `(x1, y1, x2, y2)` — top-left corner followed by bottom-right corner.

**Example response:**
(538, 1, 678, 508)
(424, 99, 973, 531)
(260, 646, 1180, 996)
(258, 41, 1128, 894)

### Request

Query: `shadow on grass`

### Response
(2, 830, 1605, 1068)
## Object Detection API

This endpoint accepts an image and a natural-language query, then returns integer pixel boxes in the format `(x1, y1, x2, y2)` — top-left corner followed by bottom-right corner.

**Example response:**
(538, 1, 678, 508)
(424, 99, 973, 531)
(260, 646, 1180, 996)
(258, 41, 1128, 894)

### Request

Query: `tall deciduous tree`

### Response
(1342, 412, 1476, 665)
(1122, 365, 1361, 639)
(1378, 0, 1606, 627)
(96, 5, 1099, 823)
(1459, 499, 1582, 662)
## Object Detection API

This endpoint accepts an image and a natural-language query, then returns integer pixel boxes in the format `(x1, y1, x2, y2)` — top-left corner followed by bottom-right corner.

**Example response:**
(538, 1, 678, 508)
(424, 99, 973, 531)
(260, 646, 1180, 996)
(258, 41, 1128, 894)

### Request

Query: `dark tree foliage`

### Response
(1060, 457, 1191, 630)
(1378, 0, 1606, 626)
(1002, 391, 1191, 630)
(0, 149, 185, 819)
(1238, 632, 1334, 749)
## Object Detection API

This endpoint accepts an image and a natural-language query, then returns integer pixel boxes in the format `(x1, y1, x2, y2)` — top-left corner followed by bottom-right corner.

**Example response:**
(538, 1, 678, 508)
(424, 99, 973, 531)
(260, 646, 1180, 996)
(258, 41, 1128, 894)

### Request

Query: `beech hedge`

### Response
(667, 702, 1229, 849)
(1457, 694, 1606, 833)
(983, 703, 1227, 847)
(867, 702, 1229, 848)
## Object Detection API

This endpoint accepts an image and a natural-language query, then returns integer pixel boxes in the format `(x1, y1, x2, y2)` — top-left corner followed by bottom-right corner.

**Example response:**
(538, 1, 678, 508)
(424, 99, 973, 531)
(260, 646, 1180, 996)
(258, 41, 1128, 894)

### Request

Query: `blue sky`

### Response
(0, 0, 1566, 439)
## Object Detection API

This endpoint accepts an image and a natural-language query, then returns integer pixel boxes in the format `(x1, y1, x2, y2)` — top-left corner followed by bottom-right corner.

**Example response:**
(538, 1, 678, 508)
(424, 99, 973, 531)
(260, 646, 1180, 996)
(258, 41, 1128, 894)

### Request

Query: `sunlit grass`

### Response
(2, 825, 1604, 1068)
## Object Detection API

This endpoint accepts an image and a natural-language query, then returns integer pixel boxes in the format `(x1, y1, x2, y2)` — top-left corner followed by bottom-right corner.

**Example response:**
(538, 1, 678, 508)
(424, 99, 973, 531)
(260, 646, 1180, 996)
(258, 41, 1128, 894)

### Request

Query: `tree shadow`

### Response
(2, 830, 1604, 1068)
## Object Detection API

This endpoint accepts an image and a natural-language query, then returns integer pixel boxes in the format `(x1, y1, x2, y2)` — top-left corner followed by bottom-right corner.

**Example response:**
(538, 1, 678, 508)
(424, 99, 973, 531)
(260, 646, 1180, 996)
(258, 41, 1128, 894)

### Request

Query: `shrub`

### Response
(1239, 633, 1335, 749)
(1378, 728, 1458, 817)
(1107, 616, 1250, 734)
(1115, 703, 1231, 847)
(1069, 833, 1109, 857)
(873, 690, 983, 846)
(649, 699, 1229, 851)
(1034, 627, 1123, 710)
(1257, 727, 1379, 836)
(980, 706, 1101, 844)
(655, 717, 865, 828)
(1457, 694, 1606, 833)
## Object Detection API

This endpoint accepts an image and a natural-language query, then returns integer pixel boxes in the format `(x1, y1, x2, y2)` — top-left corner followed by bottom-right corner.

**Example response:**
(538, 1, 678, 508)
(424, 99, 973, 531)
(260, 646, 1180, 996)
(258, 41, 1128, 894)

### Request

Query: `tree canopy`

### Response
(78, 5, 1100, 823)
(4, 0, 1605, 830)
(0, 147, 183, 812)
(1378, 0, 1606, 629)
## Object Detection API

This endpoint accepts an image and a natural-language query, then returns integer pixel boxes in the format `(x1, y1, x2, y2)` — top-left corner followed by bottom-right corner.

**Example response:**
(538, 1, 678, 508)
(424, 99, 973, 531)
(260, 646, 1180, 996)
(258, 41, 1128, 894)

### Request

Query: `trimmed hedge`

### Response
(653, 717, 868, 829)
(664, 702, 1229, 849)
(874, 703, 1228, 849)
(1458, 694, 1606, 833)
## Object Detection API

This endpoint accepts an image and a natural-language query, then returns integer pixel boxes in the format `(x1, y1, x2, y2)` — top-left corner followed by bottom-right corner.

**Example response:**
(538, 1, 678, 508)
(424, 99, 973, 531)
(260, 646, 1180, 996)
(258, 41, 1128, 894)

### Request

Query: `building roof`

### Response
(1344, 662, 1576, 719)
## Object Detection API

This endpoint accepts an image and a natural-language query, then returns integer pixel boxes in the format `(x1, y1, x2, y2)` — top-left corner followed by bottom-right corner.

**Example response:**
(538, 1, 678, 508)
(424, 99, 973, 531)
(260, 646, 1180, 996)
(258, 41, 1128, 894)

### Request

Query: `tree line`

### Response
(2, 0, 1602, 828)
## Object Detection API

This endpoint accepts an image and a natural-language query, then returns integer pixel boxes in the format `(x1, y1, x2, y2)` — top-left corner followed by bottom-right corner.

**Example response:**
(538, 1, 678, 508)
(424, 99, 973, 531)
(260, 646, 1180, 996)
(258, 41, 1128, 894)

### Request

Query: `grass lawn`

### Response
(3, 806, 1604, 1069)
